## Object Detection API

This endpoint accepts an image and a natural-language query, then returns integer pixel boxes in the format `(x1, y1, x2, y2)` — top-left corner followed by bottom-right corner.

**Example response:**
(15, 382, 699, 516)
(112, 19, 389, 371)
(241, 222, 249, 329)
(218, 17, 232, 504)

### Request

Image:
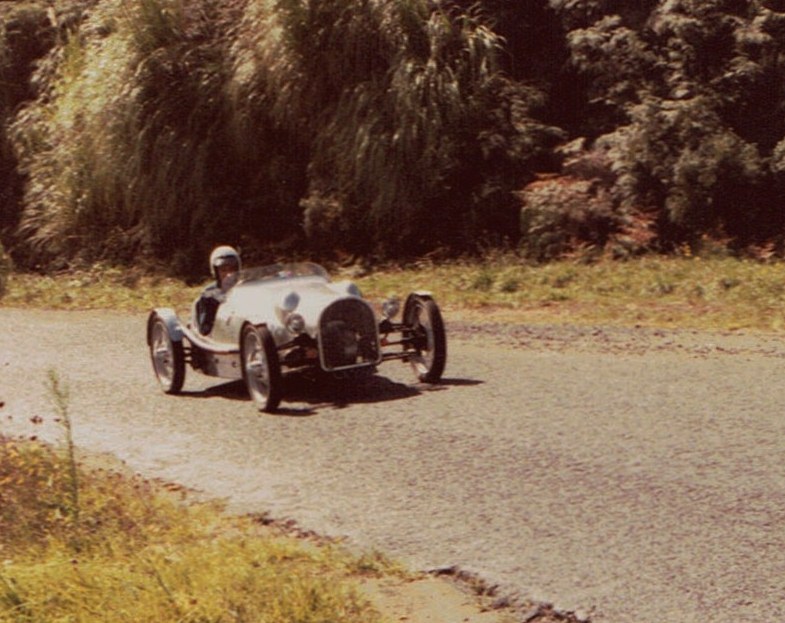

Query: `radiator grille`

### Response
(319, 299, 380, 370)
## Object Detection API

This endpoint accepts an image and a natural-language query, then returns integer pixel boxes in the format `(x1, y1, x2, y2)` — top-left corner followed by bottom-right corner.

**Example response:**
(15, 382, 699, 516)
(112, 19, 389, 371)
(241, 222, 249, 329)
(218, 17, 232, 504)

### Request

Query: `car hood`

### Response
(223, 275, 367, 332)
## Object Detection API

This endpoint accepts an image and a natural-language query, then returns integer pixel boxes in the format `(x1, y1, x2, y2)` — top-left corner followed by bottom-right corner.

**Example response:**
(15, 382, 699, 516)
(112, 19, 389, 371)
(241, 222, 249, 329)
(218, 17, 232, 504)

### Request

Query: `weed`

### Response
(651, 279, 676, 296)
(472, 270, 494, 291)
(46, 369, 81, 547)
(499, 277, 520, 293)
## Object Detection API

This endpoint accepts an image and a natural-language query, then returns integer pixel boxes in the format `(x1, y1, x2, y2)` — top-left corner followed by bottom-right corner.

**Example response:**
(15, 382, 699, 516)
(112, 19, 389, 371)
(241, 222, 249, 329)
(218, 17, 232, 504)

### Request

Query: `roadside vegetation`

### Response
(2, 253, 785, 333)
(4, 1, 785, 275)
(0, 373, 397, 623)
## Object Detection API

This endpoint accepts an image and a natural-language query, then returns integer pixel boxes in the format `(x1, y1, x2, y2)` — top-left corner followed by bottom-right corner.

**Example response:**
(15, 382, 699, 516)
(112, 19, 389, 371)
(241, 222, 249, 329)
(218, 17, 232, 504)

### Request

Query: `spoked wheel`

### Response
(404, 296, 446, 383)
(149, 315, 185, 394)
(241, 324, 282, 413)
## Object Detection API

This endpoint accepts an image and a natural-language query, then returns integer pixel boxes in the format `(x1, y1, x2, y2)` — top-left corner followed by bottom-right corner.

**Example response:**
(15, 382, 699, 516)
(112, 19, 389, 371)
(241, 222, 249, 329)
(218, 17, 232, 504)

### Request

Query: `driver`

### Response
(195, 245, 241, 335)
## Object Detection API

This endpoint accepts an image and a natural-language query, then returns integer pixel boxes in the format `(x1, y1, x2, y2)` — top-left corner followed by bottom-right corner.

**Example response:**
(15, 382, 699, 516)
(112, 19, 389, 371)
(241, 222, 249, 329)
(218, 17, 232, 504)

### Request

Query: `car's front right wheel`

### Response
(240, 324, 282, 413)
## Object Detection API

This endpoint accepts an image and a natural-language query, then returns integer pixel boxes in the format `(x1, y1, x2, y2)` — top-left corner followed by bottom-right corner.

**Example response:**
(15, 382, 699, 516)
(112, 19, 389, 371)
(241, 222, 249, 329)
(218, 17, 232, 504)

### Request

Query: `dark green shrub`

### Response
(518, 141, 655, 260)
(519, 176, 617, 260)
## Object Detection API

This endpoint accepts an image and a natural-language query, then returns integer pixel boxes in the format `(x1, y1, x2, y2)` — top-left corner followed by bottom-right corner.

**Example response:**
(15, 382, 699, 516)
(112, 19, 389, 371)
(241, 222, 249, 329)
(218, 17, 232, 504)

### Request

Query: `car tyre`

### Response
(149, 314, 185, 394)
(404, 296, 446, 383)
(241, 324, 282, 413)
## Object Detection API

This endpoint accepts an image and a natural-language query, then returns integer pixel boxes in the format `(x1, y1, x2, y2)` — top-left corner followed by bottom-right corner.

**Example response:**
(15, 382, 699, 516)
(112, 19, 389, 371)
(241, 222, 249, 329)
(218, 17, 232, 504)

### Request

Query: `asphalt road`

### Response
(2, 308, 785, 622)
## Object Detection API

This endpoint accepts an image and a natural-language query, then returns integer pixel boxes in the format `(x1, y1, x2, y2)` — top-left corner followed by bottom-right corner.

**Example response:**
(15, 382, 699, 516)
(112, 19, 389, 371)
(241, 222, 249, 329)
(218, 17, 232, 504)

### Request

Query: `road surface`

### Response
(2, 308, 785, 622)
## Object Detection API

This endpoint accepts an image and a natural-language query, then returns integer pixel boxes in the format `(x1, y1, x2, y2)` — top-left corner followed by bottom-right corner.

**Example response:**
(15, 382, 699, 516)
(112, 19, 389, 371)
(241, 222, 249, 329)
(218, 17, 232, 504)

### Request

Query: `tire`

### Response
(405, 296, 447, 383)
(241, 324, 282, 413)
(149, 315, 185, 394)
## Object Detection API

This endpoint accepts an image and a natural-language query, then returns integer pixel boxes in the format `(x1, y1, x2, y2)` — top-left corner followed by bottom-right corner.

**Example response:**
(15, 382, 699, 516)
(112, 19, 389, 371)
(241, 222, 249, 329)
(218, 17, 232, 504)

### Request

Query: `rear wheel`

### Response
(404, 296, 446, 383)
(149, 315, 185, 394)
(241, 324, 282, 412)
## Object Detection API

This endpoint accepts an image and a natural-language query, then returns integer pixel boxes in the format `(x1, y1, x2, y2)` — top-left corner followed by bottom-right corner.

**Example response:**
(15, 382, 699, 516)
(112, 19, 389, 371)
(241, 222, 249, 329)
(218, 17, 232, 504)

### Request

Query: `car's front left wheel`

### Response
(404, 295, 446, 383)
(241, 324, 282, 413)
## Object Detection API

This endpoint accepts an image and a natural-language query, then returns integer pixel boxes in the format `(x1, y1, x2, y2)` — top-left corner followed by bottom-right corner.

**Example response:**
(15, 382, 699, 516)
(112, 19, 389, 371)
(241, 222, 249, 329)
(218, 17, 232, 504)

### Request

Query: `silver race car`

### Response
(147, 262, 446, 411)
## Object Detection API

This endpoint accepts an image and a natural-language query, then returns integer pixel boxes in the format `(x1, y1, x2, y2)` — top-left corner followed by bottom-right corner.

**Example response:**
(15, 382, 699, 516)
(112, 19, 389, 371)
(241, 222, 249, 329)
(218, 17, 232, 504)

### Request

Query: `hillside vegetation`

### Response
(2, 0, 785, 275)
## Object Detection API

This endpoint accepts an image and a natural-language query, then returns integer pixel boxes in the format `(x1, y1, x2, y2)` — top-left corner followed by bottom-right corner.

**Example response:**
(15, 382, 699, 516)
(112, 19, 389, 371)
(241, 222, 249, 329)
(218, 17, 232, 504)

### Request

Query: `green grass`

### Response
(357, 254, 785, 331)
(3, 255, 785, 331)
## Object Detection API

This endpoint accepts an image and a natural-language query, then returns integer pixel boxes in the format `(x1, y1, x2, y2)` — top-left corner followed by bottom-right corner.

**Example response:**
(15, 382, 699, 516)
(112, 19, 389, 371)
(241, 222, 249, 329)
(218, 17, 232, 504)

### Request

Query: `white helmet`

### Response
(209, 245, 241, 284)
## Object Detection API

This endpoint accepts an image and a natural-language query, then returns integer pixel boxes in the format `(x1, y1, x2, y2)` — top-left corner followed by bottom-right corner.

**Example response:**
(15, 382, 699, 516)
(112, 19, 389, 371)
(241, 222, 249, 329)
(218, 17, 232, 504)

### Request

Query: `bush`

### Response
(519, 176, 614, 260)
(518, 141, 655, 260)
(606, 97, 765, 240)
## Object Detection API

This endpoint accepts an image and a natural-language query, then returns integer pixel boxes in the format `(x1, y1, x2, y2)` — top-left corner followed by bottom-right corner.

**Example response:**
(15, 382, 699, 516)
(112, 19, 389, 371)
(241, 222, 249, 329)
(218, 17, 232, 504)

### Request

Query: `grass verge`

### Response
(3, 255, 785, 332)
(1, 426, 395, 623)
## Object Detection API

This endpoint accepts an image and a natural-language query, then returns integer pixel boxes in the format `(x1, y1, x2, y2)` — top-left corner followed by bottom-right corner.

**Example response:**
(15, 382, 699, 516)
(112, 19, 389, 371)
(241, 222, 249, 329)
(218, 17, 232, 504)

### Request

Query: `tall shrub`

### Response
(10, 0, 306, 272)
(10, 0, 559, 267)
(0, 2, 60, 255)
(231, 0, 559, 256)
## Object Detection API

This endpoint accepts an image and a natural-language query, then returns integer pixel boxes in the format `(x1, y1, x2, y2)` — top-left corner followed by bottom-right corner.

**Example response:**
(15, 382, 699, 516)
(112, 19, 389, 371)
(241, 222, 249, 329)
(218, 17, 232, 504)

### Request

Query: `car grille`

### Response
(318, 299, 380, 370)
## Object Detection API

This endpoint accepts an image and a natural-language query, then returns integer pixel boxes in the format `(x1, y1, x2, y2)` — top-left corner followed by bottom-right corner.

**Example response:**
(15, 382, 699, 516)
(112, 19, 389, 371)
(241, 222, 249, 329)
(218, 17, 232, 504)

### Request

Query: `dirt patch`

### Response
(360, 575, 514, 623)
(359, 574, 582, 623)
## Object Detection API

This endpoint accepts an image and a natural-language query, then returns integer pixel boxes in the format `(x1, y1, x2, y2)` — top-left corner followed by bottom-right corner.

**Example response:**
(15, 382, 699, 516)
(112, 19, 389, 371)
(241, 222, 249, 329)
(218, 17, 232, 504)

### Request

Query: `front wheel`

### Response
(404, 296, 446, 383)
(241, 324, 282, 413)
(149, 315, 185, 394)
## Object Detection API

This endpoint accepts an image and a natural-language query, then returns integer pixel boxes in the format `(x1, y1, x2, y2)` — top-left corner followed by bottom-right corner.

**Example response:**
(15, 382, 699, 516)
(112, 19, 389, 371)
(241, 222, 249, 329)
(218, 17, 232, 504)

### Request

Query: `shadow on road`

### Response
(177, 374, 483, 414)
(433, 378, 484, 387)
(285, 374, 420, 409)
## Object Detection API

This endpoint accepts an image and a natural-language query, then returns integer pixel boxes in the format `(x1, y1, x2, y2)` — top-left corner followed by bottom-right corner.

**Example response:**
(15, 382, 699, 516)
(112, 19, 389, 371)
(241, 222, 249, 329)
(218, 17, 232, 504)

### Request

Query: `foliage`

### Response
(4, 1, 785, 267)
(0, 241, 10, 298)
(518, 139, 656, 260)
(3, 0, 557, 272)
(519, 175, 617, 260)
(9, 0, 300, 274)
(0, 2, 59, 252)
(559, 0, 785, 247)
(233, 0, 558, 256)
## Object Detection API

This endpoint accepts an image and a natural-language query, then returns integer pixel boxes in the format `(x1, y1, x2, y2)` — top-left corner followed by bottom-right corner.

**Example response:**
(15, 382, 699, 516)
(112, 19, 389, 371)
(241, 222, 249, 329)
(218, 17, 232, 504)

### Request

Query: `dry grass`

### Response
(1, 426, 389, 623)
(0, 371, 399, 622)
(0, 264, 200, 312)
(357, 254, 785, 332)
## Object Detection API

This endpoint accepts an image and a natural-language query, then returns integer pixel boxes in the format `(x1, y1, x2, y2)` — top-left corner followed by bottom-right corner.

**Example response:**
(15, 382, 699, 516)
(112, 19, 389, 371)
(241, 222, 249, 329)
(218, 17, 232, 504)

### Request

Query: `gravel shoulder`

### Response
(447, 319, 785, 358)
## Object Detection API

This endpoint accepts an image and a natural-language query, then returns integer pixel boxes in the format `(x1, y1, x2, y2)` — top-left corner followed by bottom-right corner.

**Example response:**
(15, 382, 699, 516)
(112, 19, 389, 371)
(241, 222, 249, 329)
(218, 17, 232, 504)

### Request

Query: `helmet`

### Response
(209, 245, 241, 285)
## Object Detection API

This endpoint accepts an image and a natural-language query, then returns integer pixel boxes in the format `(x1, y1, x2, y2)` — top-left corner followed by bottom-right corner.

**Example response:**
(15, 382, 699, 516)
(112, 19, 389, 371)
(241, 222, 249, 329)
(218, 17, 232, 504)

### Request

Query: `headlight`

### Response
(381, 297, 401, 319)
(286, 312, 306, 334)
(281, 291, 300, 312)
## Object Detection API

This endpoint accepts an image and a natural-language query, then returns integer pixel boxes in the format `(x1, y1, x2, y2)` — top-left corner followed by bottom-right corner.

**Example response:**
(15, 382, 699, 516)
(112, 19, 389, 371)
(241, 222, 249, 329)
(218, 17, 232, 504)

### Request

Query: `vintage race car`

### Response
(146, 262, 446, 412)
